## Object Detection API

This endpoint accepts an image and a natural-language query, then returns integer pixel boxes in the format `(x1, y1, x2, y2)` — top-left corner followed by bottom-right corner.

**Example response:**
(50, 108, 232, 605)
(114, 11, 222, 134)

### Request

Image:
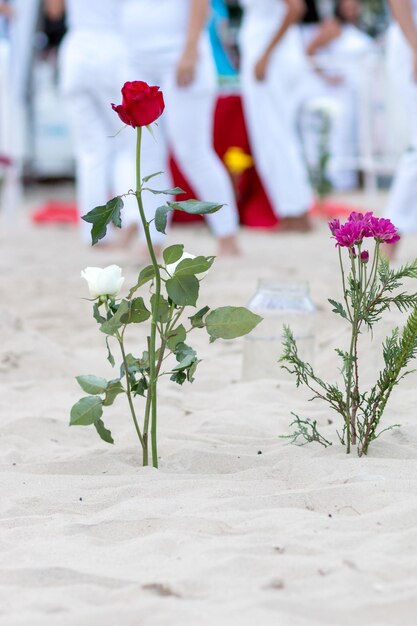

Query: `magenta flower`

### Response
(348, 211, 373, 237)
(329, 218, 340, 236)
(360, 250, 369, 264)
(333, 220, 365, 248)
(369, 217, 400, 244)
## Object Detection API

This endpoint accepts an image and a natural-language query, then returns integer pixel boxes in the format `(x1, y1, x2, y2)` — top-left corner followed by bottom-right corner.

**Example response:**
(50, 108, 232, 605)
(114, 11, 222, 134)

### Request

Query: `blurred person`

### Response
(44, 0, 133, 244)
(238, 0, 313, 232)
(208, 0, 238, 77)
(0, 1, 12, 160)
(303, 0, 374, 191)
(119, 0, 240, 257)
(384, 0, 417, 249)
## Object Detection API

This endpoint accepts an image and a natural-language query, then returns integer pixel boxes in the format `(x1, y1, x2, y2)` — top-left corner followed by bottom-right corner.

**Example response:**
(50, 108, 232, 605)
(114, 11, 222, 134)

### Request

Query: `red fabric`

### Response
(171, 94, 278, 228)
(31, 201, 79, 225)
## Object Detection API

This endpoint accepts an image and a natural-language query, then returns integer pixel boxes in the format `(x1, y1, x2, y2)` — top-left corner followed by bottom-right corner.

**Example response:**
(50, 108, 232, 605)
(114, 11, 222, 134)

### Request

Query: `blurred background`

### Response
(0, 0, 406, 230)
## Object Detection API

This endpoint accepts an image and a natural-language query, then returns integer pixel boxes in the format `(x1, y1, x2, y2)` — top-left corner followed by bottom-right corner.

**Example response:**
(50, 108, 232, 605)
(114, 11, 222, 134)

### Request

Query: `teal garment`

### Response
(208, 0, 237, 76)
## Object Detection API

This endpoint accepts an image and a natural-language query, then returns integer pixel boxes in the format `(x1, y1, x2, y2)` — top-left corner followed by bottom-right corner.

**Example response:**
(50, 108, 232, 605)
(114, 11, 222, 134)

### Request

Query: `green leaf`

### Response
(328, 299, 348, 320)
(103, 379, 125, 406)
(167, 324, 186, 351)
(131, 377, 148, 397)
(187, 360, 199, 383)
(142, 171, 163, 183)
(146, 186, 185, 195)
(155, 206, 171, 234)
(70, 396, 103, 426)
(93, 303, 106, 324)
(174, 256, 214, 276)
(151, 293, 171, 323)
(128, 297, 151, 323)
(189, 306, 210, 328)
(166, 274, 199, 307)
(167, 199, 223, 215)
(100, 300, 130, 335)
(173, 342, 197, 370)
(170, 371, 187, 385)
(94, 419, 114, 444)
(82, 196, 124, 245)
(106, 337, 115, 367)
(163, 244, 184, 265)
(76, 375, 108, 395)
(205, 307, 262, 343)
(129, 265, 155, 298)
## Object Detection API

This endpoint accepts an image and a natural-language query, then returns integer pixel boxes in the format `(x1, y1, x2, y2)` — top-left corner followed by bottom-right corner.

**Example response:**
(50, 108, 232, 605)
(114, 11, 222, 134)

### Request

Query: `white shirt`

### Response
(66, 0, 118, 31)
(121, 0, 191, 52)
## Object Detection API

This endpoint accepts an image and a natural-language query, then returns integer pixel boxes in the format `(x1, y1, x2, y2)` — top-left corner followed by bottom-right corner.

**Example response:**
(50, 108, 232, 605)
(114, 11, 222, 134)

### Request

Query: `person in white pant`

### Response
(45, 0, 133, 244)
(239, 0, 313, 232)
(385, 0, 417, 245)
(119, 0, 240, 256)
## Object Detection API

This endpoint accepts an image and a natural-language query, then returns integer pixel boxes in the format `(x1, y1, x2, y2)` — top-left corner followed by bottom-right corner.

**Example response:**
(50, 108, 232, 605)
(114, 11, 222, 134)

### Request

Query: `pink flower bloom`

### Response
(328, 218, 340, 236)
(360, 250, 369, 263)
(333, 221, 365, 248)
(369, 217, 400, 244)
(348, 211, 373, 237)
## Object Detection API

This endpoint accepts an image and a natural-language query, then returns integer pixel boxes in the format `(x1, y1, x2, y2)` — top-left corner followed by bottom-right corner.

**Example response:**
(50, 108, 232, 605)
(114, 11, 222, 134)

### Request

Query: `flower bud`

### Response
(81, 265, 124, 299)
(360, 251, 369, 264)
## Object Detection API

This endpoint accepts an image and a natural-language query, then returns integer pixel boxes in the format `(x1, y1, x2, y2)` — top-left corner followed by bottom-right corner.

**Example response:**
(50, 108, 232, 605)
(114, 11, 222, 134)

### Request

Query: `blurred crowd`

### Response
(0, 0, 415, 256)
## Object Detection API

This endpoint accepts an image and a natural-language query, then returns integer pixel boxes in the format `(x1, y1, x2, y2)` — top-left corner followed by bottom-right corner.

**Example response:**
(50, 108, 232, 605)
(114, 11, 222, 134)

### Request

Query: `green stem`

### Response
(119, 339, 145, 451)
(135, 127, 161, 469)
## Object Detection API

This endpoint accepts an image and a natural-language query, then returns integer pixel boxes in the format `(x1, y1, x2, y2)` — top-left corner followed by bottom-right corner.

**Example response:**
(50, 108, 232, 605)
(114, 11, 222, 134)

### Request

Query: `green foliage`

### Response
(206, 306, 262, 342)
(103, 379, 125, 406)
(154, 206, 171, 234)
(167, 199, 223, 215)
(189, 306, 210, 328)
(76, 375, 108, 395)
(82, 197, 123, 245)
(166, 274, 199, 307)
(163, 244, 184, 265)
(70, 396, 103, 426)
(280, 414, 332, 448)
(94, 419, 114, 444)
(174, 256, 214, 276)
(282, 248, 417, 456)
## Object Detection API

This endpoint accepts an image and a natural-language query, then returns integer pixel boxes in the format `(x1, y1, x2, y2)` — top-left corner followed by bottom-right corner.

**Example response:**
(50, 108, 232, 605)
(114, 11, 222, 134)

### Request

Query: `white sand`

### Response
(1, 189, 417, 626)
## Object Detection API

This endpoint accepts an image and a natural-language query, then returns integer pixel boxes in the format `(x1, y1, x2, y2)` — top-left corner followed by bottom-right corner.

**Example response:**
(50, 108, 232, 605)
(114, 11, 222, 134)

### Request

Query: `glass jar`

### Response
(242, 281, 316, 381)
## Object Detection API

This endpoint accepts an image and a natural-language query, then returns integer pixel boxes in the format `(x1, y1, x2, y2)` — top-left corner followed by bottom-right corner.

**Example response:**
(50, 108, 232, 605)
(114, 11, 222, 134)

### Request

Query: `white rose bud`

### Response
(81, 265, 125, 299)
(166, 251, 209, 279)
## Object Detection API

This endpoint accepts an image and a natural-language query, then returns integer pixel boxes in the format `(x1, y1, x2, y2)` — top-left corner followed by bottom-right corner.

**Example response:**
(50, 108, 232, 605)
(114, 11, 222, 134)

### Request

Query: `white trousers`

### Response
(121, 40, 239, 244)
(59, 31, 132, 242)
(385, 23, 417, 233)
(239, 20, 313, 218)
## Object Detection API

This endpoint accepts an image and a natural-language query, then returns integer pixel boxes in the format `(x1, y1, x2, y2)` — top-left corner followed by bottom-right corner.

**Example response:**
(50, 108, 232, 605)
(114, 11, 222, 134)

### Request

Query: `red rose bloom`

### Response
(111, 81, 165, 128)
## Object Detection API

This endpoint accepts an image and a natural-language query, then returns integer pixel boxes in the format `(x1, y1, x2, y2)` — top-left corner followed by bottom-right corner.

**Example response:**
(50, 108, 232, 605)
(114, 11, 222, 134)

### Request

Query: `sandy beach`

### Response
(1, 187, 417, 626)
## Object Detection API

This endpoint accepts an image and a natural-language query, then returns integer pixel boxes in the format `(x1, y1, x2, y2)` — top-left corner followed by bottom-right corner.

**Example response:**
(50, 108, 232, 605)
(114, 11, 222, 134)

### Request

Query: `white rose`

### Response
(81, 265, 125, 299)
(165, 251, 209, 279)
(307, 97, 341, 119)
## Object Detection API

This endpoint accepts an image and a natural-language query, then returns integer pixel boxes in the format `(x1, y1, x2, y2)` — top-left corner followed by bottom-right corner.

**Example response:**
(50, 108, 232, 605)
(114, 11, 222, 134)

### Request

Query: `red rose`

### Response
(111, 81, 165, 128)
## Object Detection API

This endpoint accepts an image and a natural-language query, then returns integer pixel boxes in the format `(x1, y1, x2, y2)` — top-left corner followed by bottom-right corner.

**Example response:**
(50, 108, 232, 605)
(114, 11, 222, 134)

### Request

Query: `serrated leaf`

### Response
(94, 419, 114, 444)
(205, 307, 262, 342)
(76, 375, 108, 395)
(174, 256, 214, 276)
(155, 205, 171, 234)
(167, 324, 186, 351)
(82, 196, 123, 245)
(146, 186, 185, 195)
(93, 303, 106, 324)
(189, 306, 210, 328)
(106, 337, 115, 367)
(167, 199, 223, 215)
(151, 293, 171, 322)
(127, 297, 151, 323)
(70, 396, 103, 426)
(170, 371, 187, 385)
(163, 244, 184, 265)
(100, 300, 130, 335)
(166, 274, 199, 307)
(129, 265, 155, 298)
(142, 171, 163, 183)
(103, 379, 125, 406)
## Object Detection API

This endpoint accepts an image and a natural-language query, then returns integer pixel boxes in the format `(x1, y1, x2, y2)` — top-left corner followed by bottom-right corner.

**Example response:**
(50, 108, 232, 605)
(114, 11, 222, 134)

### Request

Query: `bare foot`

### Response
(279, 213, 313, 233)
(216, 235, 241, 257)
